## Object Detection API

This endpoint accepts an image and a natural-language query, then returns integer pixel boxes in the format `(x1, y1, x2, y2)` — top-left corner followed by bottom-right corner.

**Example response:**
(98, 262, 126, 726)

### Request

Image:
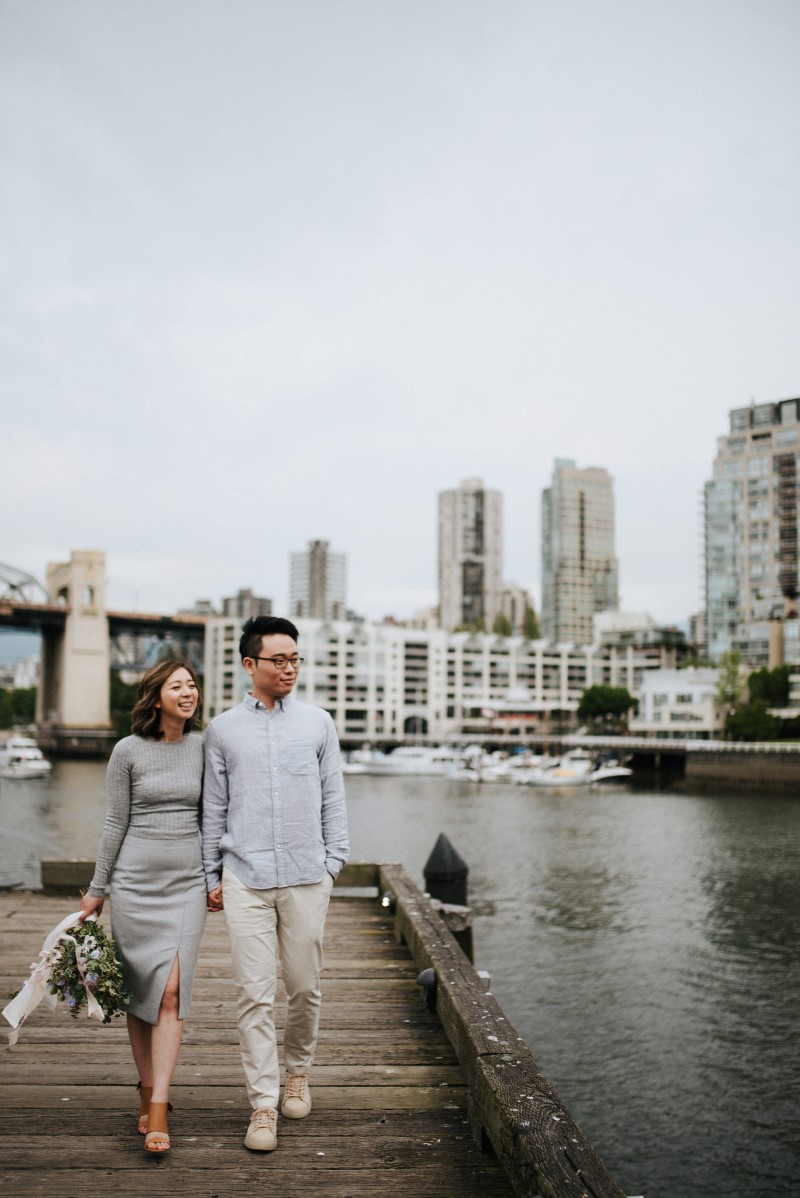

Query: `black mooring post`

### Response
(424, 832, 469, 905)
(423, 833, 473, 960)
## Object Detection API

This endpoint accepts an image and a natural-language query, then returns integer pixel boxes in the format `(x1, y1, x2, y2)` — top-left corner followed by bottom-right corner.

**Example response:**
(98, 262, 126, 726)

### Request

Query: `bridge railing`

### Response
(559, 734, 800, 754)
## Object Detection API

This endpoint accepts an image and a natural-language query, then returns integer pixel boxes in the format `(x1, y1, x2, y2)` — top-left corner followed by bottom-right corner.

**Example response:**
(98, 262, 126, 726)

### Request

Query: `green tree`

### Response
(453, 619, 486, 634)
(110, 673, 140, 739)
(10, 687, 36, 723)
(715, 650, 747, 721)
(726, 698, 779, 742)
(577, 685, 636, 730)
(492, 613, 513, 637)
(748, 665, 791, 706)
(522, 605, 540, 640)
(0, 688, 13, 730)
(0, 687, 36, 728)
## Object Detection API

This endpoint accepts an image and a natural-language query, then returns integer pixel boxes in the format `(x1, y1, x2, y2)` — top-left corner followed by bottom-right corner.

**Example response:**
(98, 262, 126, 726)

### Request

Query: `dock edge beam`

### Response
(379, 862, 628, 1198)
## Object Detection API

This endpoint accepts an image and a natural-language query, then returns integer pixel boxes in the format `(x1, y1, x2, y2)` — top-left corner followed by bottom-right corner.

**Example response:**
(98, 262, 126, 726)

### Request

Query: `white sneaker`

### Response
(244, 1106, 278, 1151)
(281, 1072, 312, 1119)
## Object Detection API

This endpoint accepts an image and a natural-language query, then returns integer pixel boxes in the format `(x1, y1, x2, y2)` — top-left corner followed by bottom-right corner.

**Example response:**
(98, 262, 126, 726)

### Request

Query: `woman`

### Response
(80, 658, 206, 1154)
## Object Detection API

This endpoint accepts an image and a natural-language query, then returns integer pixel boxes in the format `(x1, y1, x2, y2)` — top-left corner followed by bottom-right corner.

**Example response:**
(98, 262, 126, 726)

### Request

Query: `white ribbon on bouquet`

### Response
(3, 910, 106, 1045)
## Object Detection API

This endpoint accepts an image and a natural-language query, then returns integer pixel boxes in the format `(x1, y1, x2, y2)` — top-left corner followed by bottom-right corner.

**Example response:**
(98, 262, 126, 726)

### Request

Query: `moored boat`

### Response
(352, 745, 461, 777)
(0, 736, 53, 780)
(516, 749, 631, 787)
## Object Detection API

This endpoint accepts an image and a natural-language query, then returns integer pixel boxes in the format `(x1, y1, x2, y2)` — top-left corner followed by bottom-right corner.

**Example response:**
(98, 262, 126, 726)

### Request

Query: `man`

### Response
(202, 616, 349, 1152)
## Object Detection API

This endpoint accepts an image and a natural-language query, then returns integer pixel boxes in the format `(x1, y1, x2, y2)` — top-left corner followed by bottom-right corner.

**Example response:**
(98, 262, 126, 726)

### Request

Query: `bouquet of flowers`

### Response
(3, 911, 131, 1044)
(46, 917, 131, 1021)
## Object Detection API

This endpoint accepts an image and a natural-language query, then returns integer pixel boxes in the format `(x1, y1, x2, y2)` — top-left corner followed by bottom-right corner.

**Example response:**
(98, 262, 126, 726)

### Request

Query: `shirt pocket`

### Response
(287, 740, 318, 775)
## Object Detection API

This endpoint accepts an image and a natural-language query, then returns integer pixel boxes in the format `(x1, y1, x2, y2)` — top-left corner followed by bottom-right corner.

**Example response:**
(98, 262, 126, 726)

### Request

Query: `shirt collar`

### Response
(245, 692, 294, 714)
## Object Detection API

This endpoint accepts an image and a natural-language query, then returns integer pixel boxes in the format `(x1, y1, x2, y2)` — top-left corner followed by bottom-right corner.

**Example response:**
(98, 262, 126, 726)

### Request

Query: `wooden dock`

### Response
(1, 864, 627, 1197)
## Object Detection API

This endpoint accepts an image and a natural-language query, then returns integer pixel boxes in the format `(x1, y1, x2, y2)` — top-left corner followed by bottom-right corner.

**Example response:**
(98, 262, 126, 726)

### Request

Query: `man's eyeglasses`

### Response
(252, 655, 304, 670)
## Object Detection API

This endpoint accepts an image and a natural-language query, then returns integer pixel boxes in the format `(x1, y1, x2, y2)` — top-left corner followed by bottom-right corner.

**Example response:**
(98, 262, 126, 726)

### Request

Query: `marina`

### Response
(344, 743, 633, 786)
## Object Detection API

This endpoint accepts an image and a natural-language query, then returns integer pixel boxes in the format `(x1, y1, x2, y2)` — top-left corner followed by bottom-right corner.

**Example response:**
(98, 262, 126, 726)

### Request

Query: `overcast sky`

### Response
(2, 0, 798, 637)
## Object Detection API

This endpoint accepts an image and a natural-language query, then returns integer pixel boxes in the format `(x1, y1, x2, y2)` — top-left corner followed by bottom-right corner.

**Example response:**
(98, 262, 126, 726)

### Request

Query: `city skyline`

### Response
(2, 3, 798, 632)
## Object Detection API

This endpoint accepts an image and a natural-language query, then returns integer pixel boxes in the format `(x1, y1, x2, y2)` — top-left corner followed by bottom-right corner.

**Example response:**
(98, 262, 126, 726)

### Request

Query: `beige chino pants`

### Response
(222, 865, 334, 1109)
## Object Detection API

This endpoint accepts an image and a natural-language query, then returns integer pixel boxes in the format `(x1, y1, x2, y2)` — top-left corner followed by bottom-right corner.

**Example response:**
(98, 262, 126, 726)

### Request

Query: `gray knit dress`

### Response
(88, 733, 206, 1024)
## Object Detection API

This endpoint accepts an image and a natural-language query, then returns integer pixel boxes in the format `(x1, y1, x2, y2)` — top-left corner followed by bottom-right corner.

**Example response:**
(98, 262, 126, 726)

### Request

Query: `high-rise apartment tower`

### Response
(222, 589, 272, 621)
(289, 540, 346, 621)
(541, 458, 618, 644)
(705, 398, 800, 663)
(438, 478, 503, 631)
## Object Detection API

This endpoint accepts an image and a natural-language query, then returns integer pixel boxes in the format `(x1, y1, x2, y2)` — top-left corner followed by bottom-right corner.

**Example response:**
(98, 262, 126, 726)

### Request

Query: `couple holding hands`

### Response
(79, 615, 349, 1154)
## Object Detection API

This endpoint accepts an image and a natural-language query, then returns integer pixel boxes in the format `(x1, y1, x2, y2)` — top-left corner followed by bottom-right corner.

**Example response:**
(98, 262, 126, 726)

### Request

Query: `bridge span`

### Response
(1, 550, 206, 755)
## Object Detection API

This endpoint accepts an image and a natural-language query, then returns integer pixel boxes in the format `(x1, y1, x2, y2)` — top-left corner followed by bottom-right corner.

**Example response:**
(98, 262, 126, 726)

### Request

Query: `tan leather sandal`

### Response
(144, 1101, 171, 1153)
(137, 1082, 173, 1135)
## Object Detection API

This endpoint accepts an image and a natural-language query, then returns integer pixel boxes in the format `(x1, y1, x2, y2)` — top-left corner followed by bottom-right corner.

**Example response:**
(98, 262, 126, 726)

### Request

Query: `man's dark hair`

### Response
(239, 616, 300, 662)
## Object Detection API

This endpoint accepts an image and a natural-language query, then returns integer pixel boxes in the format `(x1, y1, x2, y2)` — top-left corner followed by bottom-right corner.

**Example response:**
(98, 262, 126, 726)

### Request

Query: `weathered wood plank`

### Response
(0, 1169, 512, 1197)
(34, 857, 388, 895)
(0, 1062, 467, 1086)
(0, 1083, 467, 1110)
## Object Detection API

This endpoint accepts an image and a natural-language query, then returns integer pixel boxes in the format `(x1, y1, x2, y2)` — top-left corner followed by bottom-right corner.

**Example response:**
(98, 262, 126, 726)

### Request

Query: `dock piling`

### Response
(423, 833, 474, 960)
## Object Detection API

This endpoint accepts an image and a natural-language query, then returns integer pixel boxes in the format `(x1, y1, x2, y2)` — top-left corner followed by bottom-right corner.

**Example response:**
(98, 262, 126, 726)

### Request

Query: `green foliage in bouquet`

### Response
(46, 918, 132, 1022)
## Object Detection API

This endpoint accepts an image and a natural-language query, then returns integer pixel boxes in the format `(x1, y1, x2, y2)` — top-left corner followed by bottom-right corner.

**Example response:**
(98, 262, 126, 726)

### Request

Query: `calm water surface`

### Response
(1, 762, 799, 1198)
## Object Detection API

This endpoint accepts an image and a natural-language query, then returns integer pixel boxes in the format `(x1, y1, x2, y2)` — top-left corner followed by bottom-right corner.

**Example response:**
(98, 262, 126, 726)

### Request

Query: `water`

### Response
(2, 764, 799, 1197)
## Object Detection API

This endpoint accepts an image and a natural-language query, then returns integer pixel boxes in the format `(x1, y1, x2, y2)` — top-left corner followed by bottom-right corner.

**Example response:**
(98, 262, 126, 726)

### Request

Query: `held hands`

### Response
(79, 892, 105, 922)
(207, 884, 224, 912)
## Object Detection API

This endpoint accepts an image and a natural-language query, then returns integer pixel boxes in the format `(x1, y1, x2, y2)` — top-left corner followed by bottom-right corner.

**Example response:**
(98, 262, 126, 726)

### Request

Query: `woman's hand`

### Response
(207, 884, 223, 912)
(79, 892, 105, 921)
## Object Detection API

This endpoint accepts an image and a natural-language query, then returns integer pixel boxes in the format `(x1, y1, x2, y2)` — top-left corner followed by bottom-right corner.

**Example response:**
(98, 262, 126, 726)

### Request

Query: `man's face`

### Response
(244, 633, 301, 707)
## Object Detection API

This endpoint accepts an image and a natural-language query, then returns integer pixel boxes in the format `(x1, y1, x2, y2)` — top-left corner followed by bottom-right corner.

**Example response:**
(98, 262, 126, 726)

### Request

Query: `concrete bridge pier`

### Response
(36, 549, 116, 757)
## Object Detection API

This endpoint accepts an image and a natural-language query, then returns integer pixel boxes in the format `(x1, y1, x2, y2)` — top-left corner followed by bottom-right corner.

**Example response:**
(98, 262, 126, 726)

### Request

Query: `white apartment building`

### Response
(13, 656, 40, 689)
(705, 398, 800, 664)
(438, 478, 503, 631)
(204, 617, 687, 738)
(541, 459, 618, 645)
(289, 540, 347, 621)
(630, 668, 724, 739)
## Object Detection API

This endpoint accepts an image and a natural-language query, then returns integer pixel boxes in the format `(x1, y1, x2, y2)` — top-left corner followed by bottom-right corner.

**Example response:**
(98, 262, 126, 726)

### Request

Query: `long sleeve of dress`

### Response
(87, 741, 133, 896)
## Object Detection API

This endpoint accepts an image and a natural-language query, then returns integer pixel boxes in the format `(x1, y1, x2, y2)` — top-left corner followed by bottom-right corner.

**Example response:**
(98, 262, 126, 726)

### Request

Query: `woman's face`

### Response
(157, 666, 199, 724)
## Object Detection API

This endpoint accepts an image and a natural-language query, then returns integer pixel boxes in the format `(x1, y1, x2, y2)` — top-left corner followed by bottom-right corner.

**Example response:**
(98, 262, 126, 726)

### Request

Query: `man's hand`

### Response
(207, 884, 224, 912)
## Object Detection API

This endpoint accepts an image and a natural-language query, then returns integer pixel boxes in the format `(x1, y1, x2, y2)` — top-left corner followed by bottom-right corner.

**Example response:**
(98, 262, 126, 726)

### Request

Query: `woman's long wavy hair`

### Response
(131, 658, 202, 740)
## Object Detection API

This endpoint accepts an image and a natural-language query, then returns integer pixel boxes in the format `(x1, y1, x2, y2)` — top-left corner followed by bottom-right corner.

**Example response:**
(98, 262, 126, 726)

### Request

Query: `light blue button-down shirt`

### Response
(202, 693, 349, 892)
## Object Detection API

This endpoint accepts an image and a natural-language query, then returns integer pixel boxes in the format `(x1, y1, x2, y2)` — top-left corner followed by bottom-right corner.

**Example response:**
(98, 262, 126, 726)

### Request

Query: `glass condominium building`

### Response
(705, 398, 800, 664)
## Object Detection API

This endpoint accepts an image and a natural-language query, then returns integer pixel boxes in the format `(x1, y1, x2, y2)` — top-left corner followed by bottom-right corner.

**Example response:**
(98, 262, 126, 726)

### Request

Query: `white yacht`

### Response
(0, 736, 53, 780)
(517, 749, 631, 788)
(353, 745, 462, 777)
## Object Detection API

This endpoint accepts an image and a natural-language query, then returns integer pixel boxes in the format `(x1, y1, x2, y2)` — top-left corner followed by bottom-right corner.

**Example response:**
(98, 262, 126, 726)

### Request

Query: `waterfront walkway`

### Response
(1, 885, 514, 1197)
